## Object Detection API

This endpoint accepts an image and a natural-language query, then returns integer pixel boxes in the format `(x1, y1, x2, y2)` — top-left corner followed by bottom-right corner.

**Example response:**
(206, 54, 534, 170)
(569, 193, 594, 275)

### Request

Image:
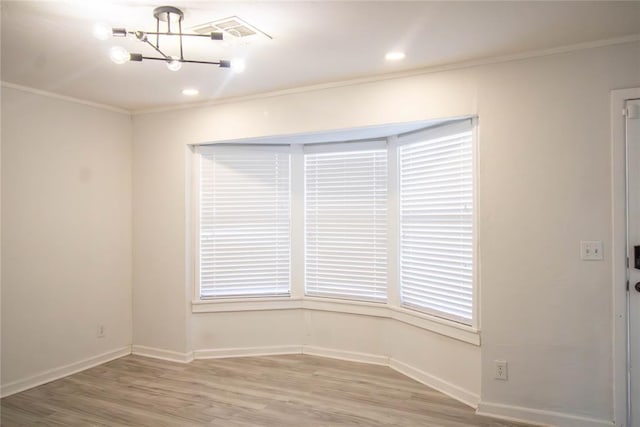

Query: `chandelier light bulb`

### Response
(166, 56, 182, 71)
(93, 23, 111, 41)
(109, 46, 130, 64)
(230, 58, 246, 74)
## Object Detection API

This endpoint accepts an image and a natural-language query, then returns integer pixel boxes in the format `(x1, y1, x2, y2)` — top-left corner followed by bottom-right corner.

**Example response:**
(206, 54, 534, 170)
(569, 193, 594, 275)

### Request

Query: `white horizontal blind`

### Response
(305, 144, 388, 301)
(398, 121, 474, 324)
(198, 145, 290, 298)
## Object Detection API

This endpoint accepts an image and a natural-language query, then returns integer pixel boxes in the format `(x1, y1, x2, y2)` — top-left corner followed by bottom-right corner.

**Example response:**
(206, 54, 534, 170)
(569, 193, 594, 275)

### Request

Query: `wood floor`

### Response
(1, 355, 532, 426)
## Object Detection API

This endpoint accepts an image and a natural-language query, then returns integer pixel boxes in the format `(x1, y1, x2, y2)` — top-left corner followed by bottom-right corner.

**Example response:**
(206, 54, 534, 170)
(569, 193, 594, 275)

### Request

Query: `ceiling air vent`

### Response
(192, 16, 271, 43)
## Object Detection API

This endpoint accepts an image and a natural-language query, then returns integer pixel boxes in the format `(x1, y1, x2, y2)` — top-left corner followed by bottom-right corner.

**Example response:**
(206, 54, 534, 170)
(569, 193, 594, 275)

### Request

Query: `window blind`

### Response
(304, 142, 388, 301)
(398, 121, 474, 324)
(198, 145, 290, 298)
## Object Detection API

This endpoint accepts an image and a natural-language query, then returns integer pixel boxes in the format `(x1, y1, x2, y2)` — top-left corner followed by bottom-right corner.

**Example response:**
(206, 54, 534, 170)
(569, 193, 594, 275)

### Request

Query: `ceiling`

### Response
(2, 1, 639, 112)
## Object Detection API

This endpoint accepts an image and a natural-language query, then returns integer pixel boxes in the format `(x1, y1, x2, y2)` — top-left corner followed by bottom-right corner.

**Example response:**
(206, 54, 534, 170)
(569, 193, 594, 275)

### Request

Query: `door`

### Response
(627, 98, 640, 427)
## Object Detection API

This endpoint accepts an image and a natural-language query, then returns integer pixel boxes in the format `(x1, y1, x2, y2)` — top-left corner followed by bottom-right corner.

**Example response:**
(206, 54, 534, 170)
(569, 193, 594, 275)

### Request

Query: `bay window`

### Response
(195, 118, 476, 327)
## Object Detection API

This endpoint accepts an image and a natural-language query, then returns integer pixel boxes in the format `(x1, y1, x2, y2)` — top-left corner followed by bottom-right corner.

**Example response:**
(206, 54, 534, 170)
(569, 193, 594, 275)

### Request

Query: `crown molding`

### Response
(1, 82, 130, 115)
(2, 34, 637, 117)
(133, 33, 640, 115)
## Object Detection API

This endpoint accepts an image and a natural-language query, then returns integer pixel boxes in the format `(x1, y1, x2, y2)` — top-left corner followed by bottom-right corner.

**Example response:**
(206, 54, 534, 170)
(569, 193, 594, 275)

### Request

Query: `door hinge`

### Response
(627, 280, 630, 291)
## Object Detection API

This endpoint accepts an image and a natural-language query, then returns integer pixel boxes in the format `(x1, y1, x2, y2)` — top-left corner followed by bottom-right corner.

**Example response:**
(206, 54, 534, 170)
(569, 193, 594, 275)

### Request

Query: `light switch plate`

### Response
(580, 240, 603, 260)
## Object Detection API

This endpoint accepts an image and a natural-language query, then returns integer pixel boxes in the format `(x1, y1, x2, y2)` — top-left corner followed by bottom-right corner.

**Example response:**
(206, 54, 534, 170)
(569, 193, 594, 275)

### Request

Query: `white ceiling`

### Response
(2, 1, 639, 112)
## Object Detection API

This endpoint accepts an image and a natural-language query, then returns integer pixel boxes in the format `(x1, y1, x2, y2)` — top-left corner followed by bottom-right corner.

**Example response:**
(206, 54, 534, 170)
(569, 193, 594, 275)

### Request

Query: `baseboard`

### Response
(302, 345, 389, 366)
(476, 401, 614, 427)
(1, 342, 611, 427)
(389, 358, 480, 409)
(193, 345, 303, 359)
(192, 344, 479, 412)
(131, 345, 194, 363)
(0, 346, 131, 398)
(192, 344, 479, 414)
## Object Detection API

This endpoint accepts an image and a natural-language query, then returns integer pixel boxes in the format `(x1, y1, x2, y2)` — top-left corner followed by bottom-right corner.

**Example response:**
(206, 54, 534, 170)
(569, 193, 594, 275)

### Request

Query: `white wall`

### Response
(130, 41, 639, 426)
(189, 308, 481, 405)
(0, 36, 635, 427)
(192, 310, 305, 354)
(1, 87, 133, 393)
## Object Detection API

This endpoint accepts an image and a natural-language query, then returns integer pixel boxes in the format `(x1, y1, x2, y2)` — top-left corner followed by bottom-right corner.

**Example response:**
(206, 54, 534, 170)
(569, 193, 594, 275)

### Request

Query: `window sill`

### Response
(191, 296, 480, 345)
(192, 297, 302, 313)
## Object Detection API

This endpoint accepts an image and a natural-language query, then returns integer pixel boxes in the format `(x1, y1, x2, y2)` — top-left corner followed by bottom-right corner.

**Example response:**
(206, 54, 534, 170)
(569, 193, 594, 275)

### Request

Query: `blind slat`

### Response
(305, 147, 388, 302)
(199, 147, 291, 298)
(399, 125, 474, 325)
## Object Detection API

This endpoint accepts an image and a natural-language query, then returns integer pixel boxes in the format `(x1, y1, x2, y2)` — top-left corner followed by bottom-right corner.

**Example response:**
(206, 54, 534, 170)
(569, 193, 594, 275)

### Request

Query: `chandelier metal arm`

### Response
(142, 38, 169, 59)
(127, 31, 223, 39)
(139, 56, 230, 68)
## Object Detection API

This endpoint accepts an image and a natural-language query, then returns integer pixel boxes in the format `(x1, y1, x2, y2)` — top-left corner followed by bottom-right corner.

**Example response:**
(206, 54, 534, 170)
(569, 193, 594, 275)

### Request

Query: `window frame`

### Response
(193, 144, 292, 300)
(303, 139, 389, 302)
(190, 117, 480, 339)
(396, 119, 479, 328)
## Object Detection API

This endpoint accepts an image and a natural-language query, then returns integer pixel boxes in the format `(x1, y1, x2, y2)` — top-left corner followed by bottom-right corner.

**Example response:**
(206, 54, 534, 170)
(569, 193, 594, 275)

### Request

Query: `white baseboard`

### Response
(5, 342, 607, 427)
(191, 344, 478, 413)
(389, 358, 480, 409)
(193, 345, 303, 359)
(302, 345, 389, 366)
(1, 346, 131, 398)
(131, 345, 194, 363)
(476, 401, 614, 427)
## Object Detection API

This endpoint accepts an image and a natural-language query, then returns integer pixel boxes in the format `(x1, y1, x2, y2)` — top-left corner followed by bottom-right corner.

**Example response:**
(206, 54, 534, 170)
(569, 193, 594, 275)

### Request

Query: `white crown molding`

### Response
(133, 34, 640, 115)
(3, 35, 637, 117)
(1, 81, 130, 115)
(0, 346, 131, 398)
(476, 401, 613, 427)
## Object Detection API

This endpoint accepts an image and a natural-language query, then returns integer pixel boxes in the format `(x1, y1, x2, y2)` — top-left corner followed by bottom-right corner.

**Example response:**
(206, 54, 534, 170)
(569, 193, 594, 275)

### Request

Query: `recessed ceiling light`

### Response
(385, 51, 406, 61)
(182, 88, 199, 96)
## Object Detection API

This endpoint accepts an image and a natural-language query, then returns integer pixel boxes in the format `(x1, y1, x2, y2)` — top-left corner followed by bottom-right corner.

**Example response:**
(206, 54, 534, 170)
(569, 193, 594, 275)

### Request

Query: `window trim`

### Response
(303, 140, 389, 302)
(190, 116, 480, 340)
(193, 144, 292, 300)
(191, 297, 479, 345)
(397, 118, 478, 328)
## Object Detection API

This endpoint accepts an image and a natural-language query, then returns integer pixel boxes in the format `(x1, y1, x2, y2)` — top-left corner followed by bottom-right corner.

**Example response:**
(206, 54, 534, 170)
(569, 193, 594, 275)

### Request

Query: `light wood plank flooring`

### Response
(2, 355, 532, 426)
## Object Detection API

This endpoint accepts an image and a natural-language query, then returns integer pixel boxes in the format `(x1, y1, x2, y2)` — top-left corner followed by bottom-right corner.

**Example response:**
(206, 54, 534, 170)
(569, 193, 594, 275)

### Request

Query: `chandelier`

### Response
(103, 6, 231, 71)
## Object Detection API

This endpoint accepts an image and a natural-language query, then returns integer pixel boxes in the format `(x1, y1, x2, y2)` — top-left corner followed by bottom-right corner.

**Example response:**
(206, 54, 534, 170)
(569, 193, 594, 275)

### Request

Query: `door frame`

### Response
(612, 87, 640, 427)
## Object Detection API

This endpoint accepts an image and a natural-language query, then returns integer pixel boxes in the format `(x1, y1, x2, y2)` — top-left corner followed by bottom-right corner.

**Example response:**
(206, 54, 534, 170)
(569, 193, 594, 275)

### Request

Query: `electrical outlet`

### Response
(97, 324, 106, 338)
(494, 360, 508, 381)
